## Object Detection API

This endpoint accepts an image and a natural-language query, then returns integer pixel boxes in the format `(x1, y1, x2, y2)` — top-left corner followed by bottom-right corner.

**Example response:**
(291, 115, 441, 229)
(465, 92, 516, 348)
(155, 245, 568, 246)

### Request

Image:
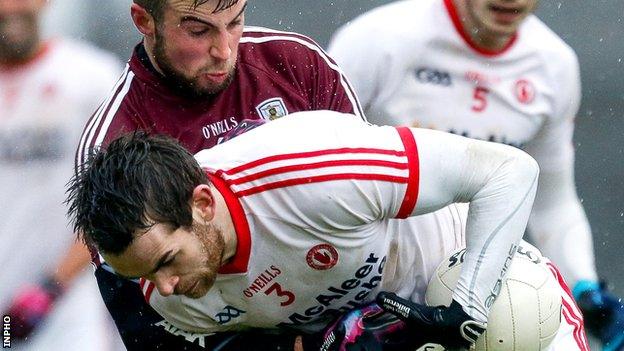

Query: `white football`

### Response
(425, 243, 561, 351)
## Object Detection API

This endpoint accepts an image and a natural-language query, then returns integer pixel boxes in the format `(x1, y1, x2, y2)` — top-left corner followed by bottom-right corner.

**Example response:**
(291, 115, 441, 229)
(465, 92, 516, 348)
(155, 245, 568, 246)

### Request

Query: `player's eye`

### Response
(228, 19, 242, 29)
(163, 255, 175, 266)
(189, 28, 210, 37)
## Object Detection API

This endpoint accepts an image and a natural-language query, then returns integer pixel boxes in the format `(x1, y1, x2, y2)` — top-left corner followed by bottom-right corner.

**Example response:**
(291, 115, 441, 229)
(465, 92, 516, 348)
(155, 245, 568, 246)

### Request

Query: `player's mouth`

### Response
(204, 71, 228, 84)
(488, 4, 525, 24)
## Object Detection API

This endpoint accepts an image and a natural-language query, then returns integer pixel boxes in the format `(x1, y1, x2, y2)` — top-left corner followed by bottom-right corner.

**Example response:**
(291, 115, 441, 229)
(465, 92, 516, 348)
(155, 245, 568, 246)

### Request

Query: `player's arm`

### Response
(412, 128, 539, 320)
(522, 50, 593, 284)
(379, 127, 539, 349)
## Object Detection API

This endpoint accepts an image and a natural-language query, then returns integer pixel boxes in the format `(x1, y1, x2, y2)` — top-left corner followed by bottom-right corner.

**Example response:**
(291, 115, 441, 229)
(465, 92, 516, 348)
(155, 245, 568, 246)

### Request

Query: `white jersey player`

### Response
(69, 110, 544, 349)
(0, 2, 122, 348)
(328, 0, 624, 348)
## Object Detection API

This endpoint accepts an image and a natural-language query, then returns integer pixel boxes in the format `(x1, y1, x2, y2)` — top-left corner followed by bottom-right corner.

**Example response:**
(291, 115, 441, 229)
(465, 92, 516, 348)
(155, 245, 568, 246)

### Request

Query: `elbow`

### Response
(508, 148, 540, 190)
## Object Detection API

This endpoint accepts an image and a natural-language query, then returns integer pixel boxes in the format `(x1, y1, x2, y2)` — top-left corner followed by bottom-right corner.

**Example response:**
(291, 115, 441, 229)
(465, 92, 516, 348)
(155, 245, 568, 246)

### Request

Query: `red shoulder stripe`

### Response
(235, 173, 408, 197)
(223, 147, 406, 176)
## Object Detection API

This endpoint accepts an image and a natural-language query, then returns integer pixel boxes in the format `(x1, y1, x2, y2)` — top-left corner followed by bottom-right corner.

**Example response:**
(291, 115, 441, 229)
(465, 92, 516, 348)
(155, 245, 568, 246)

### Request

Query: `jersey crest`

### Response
(256, 97, 289, 121)
(306, 244, 339, 270)
(514, 79, 536, 104)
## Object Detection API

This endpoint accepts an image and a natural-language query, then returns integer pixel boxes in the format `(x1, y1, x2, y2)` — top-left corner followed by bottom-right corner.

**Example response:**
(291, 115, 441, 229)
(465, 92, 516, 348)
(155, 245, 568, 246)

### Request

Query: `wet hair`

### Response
(133, 0, 240, 20)
(66, 132, 208, 255)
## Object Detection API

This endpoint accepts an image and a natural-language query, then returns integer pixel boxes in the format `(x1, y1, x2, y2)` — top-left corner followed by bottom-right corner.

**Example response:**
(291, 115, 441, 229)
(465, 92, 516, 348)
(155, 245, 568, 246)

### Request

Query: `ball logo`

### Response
(306, 244, 339, 270)
(514, 79, 535, 104)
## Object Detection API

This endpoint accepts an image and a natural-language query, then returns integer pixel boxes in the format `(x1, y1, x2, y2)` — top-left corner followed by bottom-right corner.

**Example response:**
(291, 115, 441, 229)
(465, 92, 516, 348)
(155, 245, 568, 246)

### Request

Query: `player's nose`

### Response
(210, 30, 232, 60)
(153, 274, 179, 297)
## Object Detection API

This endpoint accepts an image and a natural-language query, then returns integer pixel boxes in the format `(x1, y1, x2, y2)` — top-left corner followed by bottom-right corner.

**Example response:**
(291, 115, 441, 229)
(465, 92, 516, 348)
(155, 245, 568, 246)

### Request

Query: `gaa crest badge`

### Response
(306, 244, 339, 270)
(514, 79, 536, 104)
(256, 97, 289, 121)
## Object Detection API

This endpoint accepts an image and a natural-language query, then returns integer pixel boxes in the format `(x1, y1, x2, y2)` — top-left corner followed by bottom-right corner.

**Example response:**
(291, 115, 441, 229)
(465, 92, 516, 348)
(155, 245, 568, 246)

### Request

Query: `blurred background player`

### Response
(328, 0, 623, 349)
(0, 0, 123, 349)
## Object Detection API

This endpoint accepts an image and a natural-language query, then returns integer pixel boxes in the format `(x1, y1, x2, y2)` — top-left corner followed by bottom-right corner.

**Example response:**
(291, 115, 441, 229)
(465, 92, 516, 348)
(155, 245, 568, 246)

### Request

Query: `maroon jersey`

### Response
(76, 26, 364, 168)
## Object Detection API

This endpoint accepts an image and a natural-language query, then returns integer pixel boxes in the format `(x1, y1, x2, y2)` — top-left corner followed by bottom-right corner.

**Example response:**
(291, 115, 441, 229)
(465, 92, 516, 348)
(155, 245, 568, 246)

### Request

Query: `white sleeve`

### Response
(410, 128, 539, 323)
(521, 49, 596, 284)
(523, 47, 580, 173)
(526, 165, 596, 284)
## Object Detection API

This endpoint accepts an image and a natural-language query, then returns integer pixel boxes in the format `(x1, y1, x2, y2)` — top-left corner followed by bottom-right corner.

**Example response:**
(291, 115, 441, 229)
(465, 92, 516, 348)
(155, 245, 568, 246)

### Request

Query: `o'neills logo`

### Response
(243, 265, 282, 298)
(306, 244, 339, 270)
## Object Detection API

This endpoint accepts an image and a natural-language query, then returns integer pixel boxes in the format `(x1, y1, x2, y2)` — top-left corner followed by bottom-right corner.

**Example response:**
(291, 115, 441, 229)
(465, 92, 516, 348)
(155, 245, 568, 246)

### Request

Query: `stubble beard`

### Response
(187, 222, 225, 298)
(153, 29, 236, 99)
(0, 14, 40, 63)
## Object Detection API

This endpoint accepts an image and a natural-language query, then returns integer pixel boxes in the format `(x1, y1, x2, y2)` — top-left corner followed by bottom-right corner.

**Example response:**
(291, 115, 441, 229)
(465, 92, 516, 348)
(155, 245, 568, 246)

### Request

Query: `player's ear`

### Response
(191, 184, 217, 223)
(130, 3, 157, 37)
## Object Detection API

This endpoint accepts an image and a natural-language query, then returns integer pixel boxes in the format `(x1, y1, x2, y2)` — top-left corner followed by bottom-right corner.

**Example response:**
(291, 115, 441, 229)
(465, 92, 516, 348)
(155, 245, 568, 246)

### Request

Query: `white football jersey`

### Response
(143, 110, 539, 333)
(329, 0, 596, 285)
(0, 39, 121, 349)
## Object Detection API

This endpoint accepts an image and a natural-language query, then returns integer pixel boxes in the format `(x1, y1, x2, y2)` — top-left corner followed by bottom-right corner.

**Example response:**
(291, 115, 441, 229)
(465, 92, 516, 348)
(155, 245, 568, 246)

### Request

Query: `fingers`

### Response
(376, 291, 417, 321)
(294, 335, 304, 351)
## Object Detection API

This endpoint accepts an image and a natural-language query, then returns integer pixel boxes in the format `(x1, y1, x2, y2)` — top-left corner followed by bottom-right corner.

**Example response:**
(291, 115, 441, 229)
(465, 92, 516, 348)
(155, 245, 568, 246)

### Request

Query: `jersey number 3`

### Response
(472, 86, 490, 112)
(265, 282, 296, 306)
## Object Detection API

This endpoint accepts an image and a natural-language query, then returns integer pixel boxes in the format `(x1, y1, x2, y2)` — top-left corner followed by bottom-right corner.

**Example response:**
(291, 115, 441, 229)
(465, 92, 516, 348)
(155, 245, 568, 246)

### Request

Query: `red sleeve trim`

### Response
(208, 172, 252, 274)
(443, 0, 518, 57)
(395, 127, 420, 218)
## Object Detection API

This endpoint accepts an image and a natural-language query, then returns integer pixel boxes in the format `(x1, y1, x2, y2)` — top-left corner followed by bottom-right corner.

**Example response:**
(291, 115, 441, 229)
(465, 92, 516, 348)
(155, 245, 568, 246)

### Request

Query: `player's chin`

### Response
(185, 277, 214, 299)
(485, 21, 520, 37)
(198, 77, 234, 96)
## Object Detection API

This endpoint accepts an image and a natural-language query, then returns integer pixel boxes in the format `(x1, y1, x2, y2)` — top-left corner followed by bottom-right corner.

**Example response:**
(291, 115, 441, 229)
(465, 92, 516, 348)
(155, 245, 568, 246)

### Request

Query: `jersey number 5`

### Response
(265, 282, 296, 306)
(472, 86, 490, 112)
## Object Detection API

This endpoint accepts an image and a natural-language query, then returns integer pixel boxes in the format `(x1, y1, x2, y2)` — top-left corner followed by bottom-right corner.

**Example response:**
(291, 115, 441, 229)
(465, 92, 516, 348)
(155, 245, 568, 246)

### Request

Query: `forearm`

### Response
(411, 128, 539, 322)
(51, 240, 92, 287)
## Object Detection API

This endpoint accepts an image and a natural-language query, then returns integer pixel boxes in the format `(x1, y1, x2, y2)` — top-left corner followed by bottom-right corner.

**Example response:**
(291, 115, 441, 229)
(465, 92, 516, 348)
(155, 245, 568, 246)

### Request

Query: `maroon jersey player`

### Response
(77, 28, 363, 164)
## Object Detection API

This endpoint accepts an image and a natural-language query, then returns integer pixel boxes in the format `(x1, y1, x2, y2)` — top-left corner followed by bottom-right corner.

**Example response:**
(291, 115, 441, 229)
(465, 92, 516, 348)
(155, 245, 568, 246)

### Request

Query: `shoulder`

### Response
(239, 26, 328, 63)
(51, 39, 123, 78)
(196, 111, 370, 166)
(331, 0, 436, 54)
(520, 16, 579, 76)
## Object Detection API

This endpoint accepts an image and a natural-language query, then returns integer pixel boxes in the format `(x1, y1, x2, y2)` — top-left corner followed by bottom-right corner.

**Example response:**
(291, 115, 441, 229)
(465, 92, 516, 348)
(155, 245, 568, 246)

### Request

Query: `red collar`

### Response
(207, 171, 252, 274)
(443, 0, 518, 57)
(0, 40, 53, 73)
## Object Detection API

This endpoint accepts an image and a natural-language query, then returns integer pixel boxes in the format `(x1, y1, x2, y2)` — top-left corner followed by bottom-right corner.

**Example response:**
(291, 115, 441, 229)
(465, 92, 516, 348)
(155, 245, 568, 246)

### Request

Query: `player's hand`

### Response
(5, 277, 63, 339)
(376, 291, 485, 350)
(300, 302, 409, 351)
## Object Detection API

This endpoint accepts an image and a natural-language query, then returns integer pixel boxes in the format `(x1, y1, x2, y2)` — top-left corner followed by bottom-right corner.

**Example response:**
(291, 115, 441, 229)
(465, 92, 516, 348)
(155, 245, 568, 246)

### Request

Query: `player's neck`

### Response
(141, 39, 166, 76)
(0, 41, 46, 69)
(468, 27, 514, 52)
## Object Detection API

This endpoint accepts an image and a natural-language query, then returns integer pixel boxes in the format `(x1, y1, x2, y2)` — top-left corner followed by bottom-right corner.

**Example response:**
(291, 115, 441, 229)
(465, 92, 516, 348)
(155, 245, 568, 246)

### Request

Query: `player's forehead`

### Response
(165, 0, 245, 19)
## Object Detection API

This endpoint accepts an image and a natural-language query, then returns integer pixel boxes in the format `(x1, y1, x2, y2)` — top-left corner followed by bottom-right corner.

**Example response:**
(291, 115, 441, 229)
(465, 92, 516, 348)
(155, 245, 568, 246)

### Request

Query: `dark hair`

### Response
(133, 0, 240, 20)
(66, 132, 208, 255)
